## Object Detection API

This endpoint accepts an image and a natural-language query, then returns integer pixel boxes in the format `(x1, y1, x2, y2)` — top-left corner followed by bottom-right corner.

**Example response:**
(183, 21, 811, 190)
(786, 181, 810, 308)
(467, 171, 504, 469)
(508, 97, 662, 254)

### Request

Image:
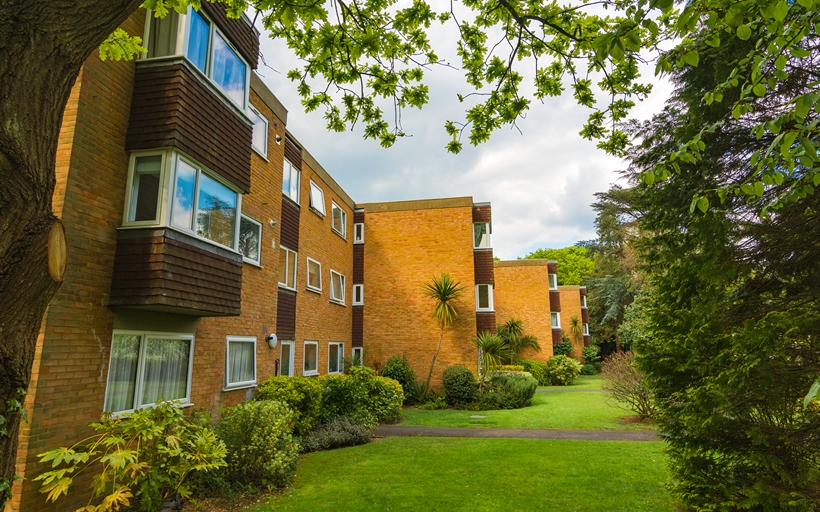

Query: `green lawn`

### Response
(402, 382, 652, 430)
(540, 375, 603, 391)
(255, 437, 673, 511)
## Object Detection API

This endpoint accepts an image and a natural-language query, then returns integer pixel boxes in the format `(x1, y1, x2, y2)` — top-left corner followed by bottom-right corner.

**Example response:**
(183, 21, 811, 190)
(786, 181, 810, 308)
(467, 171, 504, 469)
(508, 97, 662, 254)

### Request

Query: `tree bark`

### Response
(0, 0, 142, 506)
(423, 327, 445, 400)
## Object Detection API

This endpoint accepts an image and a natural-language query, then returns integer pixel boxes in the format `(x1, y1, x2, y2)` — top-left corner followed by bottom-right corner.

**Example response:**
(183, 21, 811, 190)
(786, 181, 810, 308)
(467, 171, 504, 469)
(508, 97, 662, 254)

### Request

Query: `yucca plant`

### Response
(472, 331, 512, 389)
(570, 315, 583, 347)
(497, 317, 540, 363)
(422, 273, 465, 398)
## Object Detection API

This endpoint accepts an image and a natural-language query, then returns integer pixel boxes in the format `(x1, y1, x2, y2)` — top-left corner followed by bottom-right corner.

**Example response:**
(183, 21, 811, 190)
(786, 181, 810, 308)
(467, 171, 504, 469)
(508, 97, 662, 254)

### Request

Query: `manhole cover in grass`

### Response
(470, 415, 486, 419)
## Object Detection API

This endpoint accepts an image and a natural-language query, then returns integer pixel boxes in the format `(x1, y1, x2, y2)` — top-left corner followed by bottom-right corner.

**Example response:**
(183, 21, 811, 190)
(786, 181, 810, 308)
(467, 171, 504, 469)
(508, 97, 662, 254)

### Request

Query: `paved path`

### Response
(536, 389, 605, 393)
(374, 425, 658, 442)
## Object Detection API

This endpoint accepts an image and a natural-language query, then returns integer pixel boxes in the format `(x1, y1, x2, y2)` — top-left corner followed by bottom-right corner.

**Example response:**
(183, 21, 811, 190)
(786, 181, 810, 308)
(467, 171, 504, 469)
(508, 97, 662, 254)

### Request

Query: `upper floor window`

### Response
(473, 223, 491, 248)
(332, 202, 346, 238)
(127, 155, 163, 223)
(186, 9, 209, 72)
(551, 312, 561, 329)
(211, 31, 247, 107)
(353, 284, 364, 305)
(306, 257, 322, 292)
(309, 181, 326, 215)
(238, 215, 262, 265)
(548, 273, 558, 290)
(278, 246, 297, 290)
(249, 106, 268, 157)
(475, 284, 494, 312)
(353, 223, 364, 244)
(581, 295, 587, 308)
(583, 323, 590, 335)
(330, 270, 345, 304)
(283, 158, 300, 203)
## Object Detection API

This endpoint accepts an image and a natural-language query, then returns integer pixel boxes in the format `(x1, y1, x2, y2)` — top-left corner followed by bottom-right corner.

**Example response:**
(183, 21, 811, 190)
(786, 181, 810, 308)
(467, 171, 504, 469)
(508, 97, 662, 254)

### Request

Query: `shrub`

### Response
(256, 376, 322, 436)
(520, 359, 550, 385)
(600, 352, 657, 419)
(216, 400, 299, 490)
(477, 374, 538, 410)
(300, 416, 371, 453)
(552, 339, 574, 356)
(319, 366, 403, 428)
(380, 356, 416, 403)
(442, 364, 477, 408)
(497, 365, 525, 372)
(546, 355, 582, 385)
(36, 402, 226, 512)
(582, 345, 601, 365)
(370, 376, 404, 423)
(416, 394, 448, 410)
(580, 364, 597, 375)
(492, 370, 533, 378)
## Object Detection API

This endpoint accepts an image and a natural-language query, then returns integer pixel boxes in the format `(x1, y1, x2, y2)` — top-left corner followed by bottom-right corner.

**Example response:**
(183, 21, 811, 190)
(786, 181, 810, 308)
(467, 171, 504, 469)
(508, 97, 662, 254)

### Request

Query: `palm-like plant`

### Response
(497, 317, 540, 364)
(570, 315, 583, 348)
(472, 331, 512, 388)
(422, 273, 465, 398)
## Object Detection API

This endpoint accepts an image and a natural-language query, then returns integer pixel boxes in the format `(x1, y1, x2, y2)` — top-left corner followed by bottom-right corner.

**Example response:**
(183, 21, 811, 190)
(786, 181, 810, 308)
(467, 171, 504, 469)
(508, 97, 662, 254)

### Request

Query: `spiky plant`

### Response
(422, 273, 465, 398)
(472, 331, 512, 388)
(497, 317, 540, 363)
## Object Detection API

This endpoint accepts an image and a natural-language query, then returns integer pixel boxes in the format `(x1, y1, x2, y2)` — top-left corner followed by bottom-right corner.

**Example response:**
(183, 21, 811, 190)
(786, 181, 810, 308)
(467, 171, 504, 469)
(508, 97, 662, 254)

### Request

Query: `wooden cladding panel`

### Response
(353, 210, 365, 223)
(110, 229, 242, 315)
(583, 335, 591, 347)
(352, 307, 363, 347)
(579, 287, 587, 296)
(280, 199, 300, 251)
(284, 137, 302, 167)
(547, 262, 558, 274)
(276, 288, 297, 339)
(476, 312, 496, 334)
(353, 244, 364, 283)
(552, 329, 564, 345)
(200, 1, 259, 69)
(472, 205, 492, 223)
(126, 63, 252, 193)
(550, 290, 561, 312)
(581, 308, 589, 323)
(473, 250, 495, 285)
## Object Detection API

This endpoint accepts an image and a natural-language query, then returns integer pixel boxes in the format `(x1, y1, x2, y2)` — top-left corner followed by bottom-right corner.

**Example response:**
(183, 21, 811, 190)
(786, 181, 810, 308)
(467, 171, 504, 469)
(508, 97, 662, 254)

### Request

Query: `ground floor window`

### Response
(304, 341, 319, 376)
(352, 347, 363, 366)
(328, 342, 344, 374)
(280, 341, 294, 376)
(225, 336, 256, 389)
(104, 331, 194, 414)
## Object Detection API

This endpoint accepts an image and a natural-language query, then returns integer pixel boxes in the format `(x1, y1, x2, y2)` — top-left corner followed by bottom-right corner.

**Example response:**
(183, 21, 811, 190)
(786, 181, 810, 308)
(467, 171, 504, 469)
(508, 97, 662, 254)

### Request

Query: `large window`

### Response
(473, 223, 491, 248)
(128, 155, 163, 223)
(225, 336, 256, 389)
(304, 341, 318, 376)
(328, 342, 344, 374)
(331, 202, 346, 238)
(476, 284, 494, 311)
(551, 312, 561, 329)
(104, 332, 194, 414)
(185, 9, 209, 71)
(249, 106, 268, 157)
(238, 215, 262, 265)
(278, 246, 297, 290)
(306, 257, 322, 292)
(548, 273, 558, 290)
(211, 31, 246, 107)
(280, 341, 294, 377)
(330, 270, 345, 304)
(282, 158, 300, 203)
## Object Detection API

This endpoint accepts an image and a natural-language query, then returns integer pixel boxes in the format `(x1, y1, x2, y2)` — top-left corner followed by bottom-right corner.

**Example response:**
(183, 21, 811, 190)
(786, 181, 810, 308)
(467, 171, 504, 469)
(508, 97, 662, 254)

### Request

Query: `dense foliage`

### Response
(551, 339, 574, 356)
(580, 345, 602, 375)
(319, 366, 404, 428)
(496, 318, 540, 363)
(520, 360, 550, 386)
(257, 376, 323, 436)
(521, 247, 594, 285)
(35, 402, 226, 512)
(380, 356, 417, 404)
(477, 374, 538, 410)
(545, 355, 582, 386)
(216, 400, 299, 490)
(300, 416, 372, 453)
(442, 365, 477, 408)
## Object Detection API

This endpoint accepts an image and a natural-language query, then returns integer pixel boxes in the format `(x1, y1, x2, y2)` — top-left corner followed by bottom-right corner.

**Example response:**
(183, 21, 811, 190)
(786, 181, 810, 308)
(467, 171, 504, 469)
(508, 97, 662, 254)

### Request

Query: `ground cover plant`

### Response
(254, 438, 673, 511)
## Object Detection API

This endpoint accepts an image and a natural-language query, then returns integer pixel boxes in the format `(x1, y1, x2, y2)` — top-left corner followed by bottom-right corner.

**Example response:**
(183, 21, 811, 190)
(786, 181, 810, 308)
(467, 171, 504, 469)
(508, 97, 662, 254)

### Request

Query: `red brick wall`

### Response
(559, 286, 585, 360)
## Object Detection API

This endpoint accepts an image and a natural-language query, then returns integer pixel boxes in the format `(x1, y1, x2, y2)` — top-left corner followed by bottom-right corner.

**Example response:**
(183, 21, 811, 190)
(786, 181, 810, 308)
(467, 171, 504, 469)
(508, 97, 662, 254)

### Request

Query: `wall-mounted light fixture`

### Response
(275, 135, 282, 144)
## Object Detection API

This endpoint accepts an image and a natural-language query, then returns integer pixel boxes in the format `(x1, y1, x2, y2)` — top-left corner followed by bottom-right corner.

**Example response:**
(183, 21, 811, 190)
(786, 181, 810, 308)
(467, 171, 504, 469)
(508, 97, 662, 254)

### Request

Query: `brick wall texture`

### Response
(558, 286, 585, 360)
(493, 262, 555, 361)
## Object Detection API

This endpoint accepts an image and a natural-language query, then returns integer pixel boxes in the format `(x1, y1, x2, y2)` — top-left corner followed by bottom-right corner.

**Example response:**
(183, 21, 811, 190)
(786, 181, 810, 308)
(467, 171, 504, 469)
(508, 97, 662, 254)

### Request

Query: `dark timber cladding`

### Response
(549, 291, 561, 311)
(352, 209, 364, 348)
(472, 204, 492, 223)
(200, 1, 260, 69)
(126, 61, 252, 192)
(352, 307, 363, 347)
(581, 308, 589, 323)
(474, 250, 494, 284)
(110, 228, 242, 316)
(547, 262, 558, 274)
(276, 289, 297, 339)
(284, 136, 302, 167)
(552, 329, 564, 344)
(476, 312, 496, 333)
(280, 199, 300, 251)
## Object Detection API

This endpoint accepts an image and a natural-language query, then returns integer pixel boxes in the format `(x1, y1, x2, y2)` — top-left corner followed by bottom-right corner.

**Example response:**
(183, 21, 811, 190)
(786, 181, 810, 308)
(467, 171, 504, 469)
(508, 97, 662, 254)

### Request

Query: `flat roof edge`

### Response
(250, 73, 288, 124)
(494, 259, 557, 268)
(357, 196, 473, 213)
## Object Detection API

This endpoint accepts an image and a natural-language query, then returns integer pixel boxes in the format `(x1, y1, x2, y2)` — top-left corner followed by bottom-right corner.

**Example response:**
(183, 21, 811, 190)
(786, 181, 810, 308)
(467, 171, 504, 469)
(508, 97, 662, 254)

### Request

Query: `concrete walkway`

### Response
(536, 389, 605, 393)
(374, 425, 658, 442)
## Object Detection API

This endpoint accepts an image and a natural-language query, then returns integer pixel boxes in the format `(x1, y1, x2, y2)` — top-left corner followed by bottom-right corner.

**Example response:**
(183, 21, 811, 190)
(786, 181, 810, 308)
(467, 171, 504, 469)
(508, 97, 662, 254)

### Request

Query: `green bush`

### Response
(216, 400, 299, 490)
(582, 345, 601, 365)
(319, 366, 403, 428)
(520, 359, 550, 385)
(257, 376, 322, 436)
(580, 364, 597, 375)
(380, 356, 416, 403)
(492, 370, 533, 378)
(546, 355, 582, 385)
(497, 364, 525, 372)
(300, 416, 372, 453)
(552, 340, 574, 356)
(477, 374, 538, 410)
(442, 364, 477, 408)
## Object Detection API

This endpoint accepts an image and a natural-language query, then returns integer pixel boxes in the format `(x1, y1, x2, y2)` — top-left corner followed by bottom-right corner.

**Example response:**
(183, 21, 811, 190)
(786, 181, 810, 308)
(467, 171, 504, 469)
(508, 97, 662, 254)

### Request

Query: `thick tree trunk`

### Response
(0, 0, 142, 506)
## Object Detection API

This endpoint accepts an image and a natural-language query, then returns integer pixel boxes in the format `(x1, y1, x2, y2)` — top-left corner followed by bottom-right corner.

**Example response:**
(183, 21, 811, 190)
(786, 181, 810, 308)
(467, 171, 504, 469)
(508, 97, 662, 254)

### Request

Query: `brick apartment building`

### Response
(9, 5, 588, 510)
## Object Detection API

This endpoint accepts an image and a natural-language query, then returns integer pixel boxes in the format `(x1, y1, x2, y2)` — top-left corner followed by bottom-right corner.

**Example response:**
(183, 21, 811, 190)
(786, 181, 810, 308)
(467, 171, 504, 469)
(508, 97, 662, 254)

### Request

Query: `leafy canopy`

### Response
(522, 246, 594, 285)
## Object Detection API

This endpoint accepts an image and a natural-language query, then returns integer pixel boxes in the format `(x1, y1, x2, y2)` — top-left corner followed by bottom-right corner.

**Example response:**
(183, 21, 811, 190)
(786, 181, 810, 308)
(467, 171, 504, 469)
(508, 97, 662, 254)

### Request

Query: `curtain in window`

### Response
(474, 223, 489, 247)
(228, 340, 255, 384)
(105, 334, 141, 413)
(140, 337, 191, 406)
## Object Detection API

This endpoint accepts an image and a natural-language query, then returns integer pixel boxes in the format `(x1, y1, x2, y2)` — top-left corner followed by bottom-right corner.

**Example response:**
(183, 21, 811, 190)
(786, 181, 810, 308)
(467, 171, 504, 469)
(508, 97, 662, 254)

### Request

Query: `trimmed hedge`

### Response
(520, 359, 550, 386)
(256, 376, 322, 436)
(380, 356, 417, 403)
(477, 374, 538, 410)
(546, 355, 582, 385)
(300, 416, 371, 453)
(442, 365, 477, 408)
(497, 365, 525, 372)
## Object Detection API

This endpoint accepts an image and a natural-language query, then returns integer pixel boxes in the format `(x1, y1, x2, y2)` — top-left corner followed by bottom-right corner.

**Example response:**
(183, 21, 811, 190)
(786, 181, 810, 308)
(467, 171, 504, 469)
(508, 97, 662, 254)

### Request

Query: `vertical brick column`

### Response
(472, 203, 495, 333)
(352, 209, 364, 348)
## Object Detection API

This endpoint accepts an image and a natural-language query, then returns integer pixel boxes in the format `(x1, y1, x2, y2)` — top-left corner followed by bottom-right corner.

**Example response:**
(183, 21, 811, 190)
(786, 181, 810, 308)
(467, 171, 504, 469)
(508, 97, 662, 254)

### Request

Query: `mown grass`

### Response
(254, 437, 673, 511)
(540, 374, 603, 390)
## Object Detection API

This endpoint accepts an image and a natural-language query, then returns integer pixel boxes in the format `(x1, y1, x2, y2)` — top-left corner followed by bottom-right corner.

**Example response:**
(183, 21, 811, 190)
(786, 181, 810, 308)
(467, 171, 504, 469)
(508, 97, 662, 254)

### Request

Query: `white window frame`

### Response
(330, 270, 346, 305)
(238, 214, 262, 266)
(353, 284, 364, 305)
(123, 151, 171, 227)
(225, 336, 257, 390)
(278, 245, 298, 290)
(581, 295, 587, 308)
(353, 223, 364, 244)
(328, 342, 344, 374)
(583, 323, 590, 335)
(280, 340, 295, 377)
(103, 330, 195, 415)
(303, 341, 319, 376)
(306, 257, 322, 293)
(475, 284, 494, 312)
(351, 347, 363, 366)
(248, 105, 268, 158)
(309, 180, 326, 216)
(548, 273, 558, 290)
(551, 312, 561, 329)
(283, 157, 301, 204)
(331, 202, 347, 239)
(473, 222, 491, 249)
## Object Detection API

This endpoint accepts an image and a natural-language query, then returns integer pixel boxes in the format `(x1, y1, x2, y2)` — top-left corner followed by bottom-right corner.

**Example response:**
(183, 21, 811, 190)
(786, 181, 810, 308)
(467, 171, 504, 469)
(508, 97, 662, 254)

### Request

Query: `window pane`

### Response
(211, 32, 246, 107)
(239, 216, 260, 262)
(354, 223, 363, 242)
(278, 248, 289, 286)
(105, 334, 141, 413)
(197, 173, 237, 248)
(282, 161, 291, 197)
(147, 11, 179, 58)
(308, 260, 321, 289)
(281, 343, 292, 376)
(310, 183, 325, 214)
(354, 285, 362, 303)
(304, 344, 317, 373)
(549, 274, 558, 289)
(329, 344, 339, 373)
(250, 109, 267, 155)
(140, 337, 191, 406)
(478, 285, 489, 309)
(228, 340, 255, 384)
(130, 156, 162, 222)
(331, 273, 344, 301)
(352, 348, 363, 366)
(172, 160, 197, 229)
(186, 9, 210, 72)
(332, 205, 345, 235)
(474, 223, 490, 248)
(290, 164, 300, 201)
(551, 313, 559, 328)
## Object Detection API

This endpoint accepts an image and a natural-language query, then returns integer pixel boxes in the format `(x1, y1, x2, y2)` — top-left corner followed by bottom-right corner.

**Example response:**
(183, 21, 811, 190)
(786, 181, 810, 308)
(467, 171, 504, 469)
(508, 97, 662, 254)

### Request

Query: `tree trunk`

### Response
(0, 1, 142, 506)
(423, 327, 445, 400)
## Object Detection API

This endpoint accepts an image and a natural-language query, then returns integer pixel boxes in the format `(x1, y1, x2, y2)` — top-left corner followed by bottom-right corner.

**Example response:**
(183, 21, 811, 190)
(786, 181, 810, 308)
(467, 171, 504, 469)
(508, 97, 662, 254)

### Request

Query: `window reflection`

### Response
(196, 173, 237, 248)
(186, 10, 210, 73)
(172, 160, 197, 230)
(211, 32, 246, 107)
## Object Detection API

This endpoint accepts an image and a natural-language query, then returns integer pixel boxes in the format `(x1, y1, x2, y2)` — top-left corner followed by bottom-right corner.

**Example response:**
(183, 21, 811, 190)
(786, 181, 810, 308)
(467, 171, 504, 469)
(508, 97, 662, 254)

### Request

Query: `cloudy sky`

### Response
(254, 18, 673, 260)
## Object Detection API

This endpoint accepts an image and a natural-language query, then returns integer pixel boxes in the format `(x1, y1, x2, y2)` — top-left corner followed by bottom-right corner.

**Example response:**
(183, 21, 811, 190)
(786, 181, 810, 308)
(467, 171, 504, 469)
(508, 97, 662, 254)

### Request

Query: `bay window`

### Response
(128, 155, 163, 223)
(211, 31, 246, 107)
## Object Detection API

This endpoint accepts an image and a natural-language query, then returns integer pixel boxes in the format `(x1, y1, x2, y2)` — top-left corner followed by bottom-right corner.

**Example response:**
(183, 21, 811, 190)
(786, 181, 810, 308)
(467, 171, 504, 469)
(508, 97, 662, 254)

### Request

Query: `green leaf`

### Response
(697, 196, 709, 213)
(773, 0, 789, 22)
(643, 171, 656, 185)
(737, 24, 752, 40)
(754, 181, 765, 196)
(753, 84, 766, 97)
(805, 378, 820, 408)
(683, 50, 699, 67)
(689, 195, 701, 214)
